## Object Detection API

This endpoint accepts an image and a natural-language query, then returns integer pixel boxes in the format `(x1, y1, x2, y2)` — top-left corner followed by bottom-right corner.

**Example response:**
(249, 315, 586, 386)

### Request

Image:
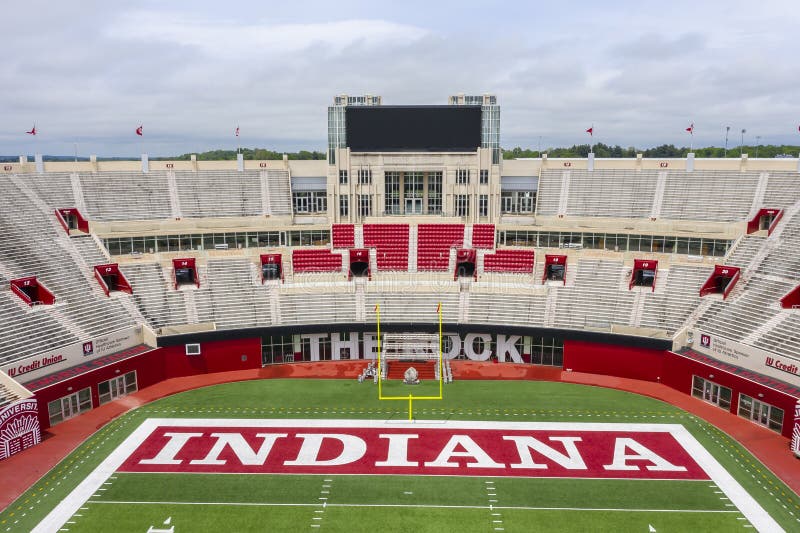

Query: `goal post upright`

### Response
(375, 302, 445, 419)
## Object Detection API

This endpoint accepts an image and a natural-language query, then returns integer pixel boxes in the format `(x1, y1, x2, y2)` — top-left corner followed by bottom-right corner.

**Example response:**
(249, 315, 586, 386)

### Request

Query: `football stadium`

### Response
(1, 93, 800, 533)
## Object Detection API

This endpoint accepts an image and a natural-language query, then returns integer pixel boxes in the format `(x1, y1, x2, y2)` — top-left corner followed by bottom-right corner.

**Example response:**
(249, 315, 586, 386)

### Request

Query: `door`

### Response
(405, 198, 422, 214)
(751, 399, 769, 425)
(703, 381, 719, 404)
(48, 388, 91, 426)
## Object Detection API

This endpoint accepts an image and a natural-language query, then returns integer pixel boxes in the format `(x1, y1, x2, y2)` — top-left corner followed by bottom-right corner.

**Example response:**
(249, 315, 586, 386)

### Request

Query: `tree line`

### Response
(501, 144, 800, 159)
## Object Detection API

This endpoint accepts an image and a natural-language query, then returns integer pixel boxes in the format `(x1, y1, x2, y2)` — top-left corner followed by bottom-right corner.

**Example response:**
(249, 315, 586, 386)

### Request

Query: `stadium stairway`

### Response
(386, 360, 437, 380)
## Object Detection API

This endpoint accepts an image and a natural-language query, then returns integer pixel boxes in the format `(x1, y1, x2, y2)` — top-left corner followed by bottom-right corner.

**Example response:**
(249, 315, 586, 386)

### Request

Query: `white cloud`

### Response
(108, 12, 429, 59)
(1, 1, 798, 156)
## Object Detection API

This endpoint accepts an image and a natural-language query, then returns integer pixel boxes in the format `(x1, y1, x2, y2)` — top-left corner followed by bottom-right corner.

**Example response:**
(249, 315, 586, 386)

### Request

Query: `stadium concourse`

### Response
(1, 94, 800, 529)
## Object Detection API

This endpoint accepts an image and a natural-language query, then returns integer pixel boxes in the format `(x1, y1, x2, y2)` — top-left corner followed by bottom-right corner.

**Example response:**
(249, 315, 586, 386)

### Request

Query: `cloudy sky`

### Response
(2, 0, 798, 156)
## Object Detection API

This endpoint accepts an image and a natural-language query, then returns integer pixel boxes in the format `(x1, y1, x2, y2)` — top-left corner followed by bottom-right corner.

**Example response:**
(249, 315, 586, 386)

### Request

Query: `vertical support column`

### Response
(237, 153, 244, 172)
(141, 154, 149, 174)
(686, 153, 695, 172)
(34, 153, 44, 173)
(587, 153, 595, 172)
(90, 154, 98, 172)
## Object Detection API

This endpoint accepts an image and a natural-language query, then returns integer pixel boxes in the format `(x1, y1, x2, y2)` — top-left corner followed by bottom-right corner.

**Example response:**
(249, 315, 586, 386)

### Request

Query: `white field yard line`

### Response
(87, 500, 742, 513)
(669, 425, 783, 532)
(32, 419, 783, 532)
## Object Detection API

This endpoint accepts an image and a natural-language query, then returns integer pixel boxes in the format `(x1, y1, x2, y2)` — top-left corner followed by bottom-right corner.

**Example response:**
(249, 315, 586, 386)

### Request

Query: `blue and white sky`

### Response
(2, 0, 798, 156)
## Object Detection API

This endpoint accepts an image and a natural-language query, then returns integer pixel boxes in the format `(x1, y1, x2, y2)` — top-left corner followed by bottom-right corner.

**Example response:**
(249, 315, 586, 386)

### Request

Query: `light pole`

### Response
(538, 136, 542, 157)
(755, 136, 761, 158)
(740, 129, 746, 156)
(724, 126, 730, 157)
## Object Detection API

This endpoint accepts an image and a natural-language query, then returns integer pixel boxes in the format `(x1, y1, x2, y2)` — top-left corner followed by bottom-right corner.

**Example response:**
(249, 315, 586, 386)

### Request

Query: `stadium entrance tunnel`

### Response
(544, 254, 567, 284)
(349, 249, 370, 279)
(780, 284, 800, 309)
(747, 208, 783, 235)
(55, 207, 89, 234)
(455, 249, 476, 279)
(699, 265, 740, 299)
(630, 259, 658, 291)
(173, 258, 199, 289)
(10, 276, 56, 306)
(260, 253, 283, 282)
(93, 264, 133, 296)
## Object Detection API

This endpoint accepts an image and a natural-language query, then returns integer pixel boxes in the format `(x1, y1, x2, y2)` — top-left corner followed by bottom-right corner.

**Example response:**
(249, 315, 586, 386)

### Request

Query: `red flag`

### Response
(686, 123, 694, 134)
(235, 126, 240, 137)
(585, 126, 593, 136)
(135, 125, 143, 136)
(26, 125, 36, 136)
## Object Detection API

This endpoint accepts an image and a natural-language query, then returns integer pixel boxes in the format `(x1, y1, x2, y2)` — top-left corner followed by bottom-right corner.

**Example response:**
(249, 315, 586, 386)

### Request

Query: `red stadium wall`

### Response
(661, 351, 796, 438)
(34, 349, 165, 430)
(160, 337, 261, 377)
(563, 340, 665, 381)
(34, 338, 262, 430)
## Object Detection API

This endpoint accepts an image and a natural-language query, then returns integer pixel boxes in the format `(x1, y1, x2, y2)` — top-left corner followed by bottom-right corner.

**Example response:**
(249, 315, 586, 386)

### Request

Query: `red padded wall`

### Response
(563, 340, 665, 381)
(161, 337, 262, 377)
(661, 351, 797, 438)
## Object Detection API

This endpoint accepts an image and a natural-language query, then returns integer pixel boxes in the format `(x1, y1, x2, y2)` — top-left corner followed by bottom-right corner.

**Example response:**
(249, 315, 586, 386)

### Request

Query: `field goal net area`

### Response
(378, 332, 444, 385)
(381, 333, 440, 361)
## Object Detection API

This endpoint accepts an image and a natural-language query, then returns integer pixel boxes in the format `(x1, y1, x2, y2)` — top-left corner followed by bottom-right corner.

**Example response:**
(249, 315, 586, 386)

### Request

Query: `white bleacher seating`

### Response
(194, 259, 271, 329)
(761, 172, 800, 208)
(639, 265, 707, 334)
(564, 170, 658, 218)
(22, 173, 75, 207)
(279, 292, 356, 324)
(695, 278, 794, 342)
(365, 293, 459, 323)
(660, 171, 760, 222)
(0, 177, 139, 365)
(552, 259, 635, 329)
(467, 292, 546, 326)
(175, 171, 263, 218)
(79, 172, 173, 221)
(120, 263, 190, 329)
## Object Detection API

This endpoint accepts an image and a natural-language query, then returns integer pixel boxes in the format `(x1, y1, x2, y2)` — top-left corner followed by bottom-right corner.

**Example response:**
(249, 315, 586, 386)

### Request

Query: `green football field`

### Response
(2, 379, 799, 532)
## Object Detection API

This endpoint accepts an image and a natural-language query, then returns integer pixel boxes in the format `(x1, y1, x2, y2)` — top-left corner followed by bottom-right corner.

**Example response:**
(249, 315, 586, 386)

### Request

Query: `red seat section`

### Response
(363, 224, 409, 271)
(386, 360, 437, 380)
(483, 249, 535, 273)
(417, 224, 464, 271)
(332, 224, 355, 248)
(292, 249, 344, 273)
(471, 224, 495, 249)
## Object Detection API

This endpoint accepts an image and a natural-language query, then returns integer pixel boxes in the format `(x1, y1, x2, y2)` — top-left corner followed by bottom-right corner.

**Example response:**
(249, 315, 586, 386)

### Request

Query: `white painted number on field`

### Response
(146, 516, 173, 533)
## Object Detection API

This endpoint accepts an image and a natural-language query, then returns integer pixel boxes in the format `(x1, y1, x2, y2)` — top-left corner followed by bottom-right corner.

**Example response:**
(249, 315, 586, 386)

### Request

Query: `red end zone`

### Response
(119, 423, 708, 480)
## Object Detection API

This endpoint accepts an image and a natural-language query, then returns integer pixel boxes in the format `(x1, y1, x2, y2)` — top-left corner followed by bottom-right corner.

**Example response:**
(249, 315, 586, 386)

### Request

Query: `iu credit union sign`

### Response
(693, 330, 800, 387)
(0, 398, 41, 461)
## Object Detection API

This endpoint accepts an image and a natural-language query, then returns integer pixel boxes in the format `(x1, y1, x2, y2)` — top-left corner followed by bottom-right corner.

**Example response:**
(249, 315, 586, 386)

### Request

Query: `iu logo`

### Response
(83, 341, 94, 356)
(699, 335, 711, 348)
(3, 165, 12, 171)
